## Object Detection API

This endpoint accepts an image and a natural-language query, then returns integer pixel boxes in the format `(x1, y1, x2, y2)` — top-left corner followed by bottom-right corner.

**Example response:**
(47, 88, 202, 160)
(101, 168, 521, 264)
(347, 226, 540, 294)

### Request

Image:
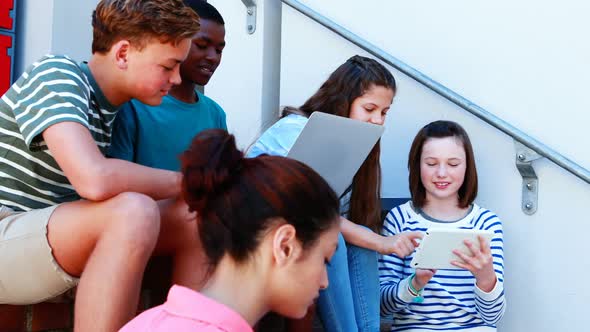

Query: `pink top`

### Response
(119, 285, 253, 332)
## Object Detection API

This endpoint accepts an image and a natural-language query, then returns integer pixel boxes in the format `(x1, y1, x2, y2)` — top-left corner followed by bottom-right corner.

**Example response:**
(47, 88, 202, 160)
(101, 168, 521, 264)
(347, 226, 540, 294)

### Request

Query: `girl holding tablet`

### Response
(120, 130, 341, 331)
(379, 120, 506, 331)
(249, 55, 421, 332)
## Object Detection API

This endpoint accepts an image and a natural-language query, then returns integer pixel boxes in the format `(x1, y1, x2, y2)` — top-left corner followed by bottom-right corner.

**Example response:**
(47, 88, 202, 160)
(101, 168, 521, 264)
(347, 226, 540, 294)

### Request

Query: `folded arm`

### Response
(44, 121, 181, 201)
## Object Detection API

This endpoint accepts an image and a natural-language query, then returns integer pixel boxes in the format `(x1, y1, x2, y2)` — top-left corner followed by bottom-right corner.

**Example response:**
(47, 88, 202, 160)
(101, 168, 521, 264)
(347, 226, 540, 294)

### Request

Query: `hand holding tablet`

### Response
(410, 228, 494, 270)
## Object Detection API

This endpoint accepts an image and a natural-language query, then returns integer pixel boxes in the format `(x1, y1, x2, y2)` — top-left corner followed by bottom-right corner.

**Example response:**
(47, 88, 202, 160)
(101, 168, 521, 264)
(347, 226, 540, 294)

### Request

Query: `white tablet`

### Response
(409, 228, 495, 270)
(287, 112, 384, 197)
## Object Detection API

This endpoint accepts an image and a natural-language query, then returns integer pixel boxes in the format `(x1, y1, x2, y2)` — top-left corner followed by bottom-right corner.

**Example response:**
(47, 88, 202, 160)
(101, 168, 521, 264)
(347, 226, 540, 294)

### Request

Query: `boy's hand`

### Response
(378, 231, 422, 256)
(451, 235, 497, 292)
(412, 269, 436, 290)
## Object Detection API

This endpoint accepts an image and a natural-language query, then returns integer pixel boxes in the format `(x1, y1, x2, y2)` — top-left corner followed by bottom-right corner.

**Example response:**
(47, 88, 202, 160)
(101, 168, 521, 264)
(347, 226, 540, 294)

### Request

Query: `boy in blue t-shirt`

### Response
(109, 0, 227, 171)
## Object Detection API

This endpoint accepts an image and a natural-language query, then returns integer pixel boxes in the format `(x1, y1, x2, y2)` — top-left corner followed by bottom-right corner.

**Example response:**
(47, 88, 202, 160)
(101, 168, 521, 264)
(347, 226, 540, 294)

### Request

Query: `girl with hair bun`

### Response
(120, 129, 341, 332)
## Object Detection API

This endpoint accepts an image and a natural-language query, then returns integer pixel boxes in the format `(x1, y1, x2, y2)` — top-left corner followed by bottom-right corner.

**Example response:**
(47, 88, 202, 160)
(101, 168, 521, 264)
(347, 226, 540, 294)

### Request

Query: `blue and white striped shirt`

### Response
(379, 201, 505, 331)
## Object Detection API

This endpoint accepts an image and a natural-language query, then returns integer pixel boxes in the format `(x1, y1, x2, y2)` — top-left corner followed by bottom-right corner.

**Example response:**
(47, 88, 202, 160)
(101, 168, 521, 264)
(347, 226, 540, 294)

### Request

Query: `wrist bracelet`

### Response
(408, 273, 424, 303)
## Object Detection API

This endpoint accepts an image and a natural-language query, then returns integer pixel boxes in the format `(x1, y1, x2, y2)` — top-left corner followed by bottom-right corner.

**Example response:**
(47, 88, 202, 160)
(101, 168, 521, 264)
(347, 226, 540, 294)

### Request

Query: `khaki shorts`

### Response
(0, 205, 79, 304)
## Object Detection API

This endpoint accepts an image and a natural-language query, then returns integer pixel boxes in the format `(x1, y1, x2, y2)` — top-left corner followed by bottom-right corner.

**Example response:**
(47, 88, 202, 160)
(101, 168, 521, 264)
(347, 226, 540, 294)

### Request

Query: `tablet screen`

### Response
(409, 228, 494, 270)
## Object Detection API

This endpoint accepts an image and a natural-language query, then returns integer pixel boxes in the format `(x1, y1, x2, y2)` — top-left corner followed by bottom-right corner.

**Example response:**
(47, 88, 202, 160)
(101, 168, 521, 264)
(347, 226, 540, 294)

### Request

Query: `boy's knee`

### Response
(109, 192, 161, 249)
(113, 192, 159, 218)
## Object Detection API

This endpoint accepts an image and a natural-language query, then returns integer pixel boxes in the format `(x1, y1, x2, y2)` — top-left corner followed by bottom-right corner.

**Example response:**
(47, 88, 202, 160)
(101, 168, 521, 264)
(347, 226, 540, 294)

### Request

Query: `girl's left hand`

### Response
(451, 235, 497, 292)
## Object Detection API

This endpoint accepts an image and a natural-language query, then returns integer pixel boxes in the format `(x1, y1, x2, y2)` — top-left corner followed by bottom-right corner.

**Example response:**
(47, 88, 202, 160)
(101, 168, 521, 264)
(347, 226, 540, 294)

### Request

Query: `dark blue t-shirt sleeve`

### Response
(108, 102, 137, 161)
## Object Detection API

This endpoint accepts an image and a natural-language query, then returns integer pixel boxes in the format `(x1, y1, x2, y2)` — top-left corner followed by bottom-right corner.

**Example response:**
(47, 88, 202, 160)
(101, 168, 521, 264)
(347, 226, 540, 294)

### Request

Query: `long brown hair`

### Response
(284, 55, 396, 232)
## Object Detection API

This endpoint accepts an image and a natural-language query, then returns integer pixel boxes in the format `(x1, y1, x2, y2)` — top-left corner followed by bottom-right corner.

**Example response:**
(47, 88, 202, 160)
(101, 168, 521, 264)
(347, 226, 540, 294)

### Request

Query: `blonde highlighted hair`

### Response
(92, 0, 201, 54)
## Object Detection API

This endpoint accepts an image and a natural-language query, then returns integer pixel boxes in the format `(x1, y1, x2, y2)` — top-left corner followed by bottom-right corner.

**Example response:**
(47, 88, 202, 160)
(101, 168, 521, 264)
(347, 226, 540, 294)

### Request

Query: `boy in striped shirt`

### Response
(0, 1, 204, 331)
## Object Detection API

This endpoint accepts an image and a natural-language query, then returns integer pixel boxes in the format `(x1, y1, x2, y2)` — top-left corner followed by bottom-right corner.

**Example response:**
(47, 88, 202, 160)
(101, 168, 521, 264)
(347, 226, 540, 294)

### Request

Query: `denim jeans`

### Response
(317, 232, 380, 332)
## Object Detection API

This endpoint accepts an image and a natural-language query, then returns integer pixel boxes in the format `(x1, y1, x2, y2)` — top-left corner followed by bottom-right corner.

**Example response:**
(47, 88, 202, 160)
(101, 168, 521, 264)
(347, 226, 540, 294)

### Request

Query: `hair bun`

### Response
(180, 129, 243, 214)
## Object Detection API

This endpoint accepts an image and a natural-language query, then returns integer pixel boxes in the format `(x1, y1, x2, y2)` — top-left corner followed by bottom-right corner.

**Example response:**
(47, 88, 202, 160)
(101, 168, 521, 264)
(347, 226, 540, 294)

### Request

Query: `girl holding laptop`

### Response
(249, 55, 421, 332)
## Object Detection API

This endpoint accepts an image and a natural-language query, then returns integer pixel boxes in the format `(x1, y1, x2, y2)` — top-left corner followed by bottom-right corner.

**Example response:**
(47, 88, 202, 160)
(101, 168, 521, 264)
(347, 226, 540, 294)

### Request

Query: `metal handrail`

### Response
(282, 0, 590, 185)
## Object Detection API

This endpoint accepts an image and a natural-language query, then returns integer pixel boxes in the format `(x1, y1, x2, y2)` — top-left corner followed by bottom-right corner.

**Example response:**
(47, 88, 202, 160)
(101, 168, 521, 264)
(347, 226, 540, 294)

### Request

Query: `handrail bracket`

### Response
(240, 0, 257, 34)
(514, 141, 542, 215)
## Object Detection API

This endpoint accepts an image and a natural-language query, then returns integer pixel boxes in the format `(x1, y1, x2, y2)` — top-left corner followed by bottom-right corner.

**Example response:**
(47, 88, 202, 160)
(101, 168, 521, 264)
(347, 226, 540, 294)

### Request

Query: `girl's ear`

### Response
(112, 40, 131, 70)
(272, 224, 301, 267)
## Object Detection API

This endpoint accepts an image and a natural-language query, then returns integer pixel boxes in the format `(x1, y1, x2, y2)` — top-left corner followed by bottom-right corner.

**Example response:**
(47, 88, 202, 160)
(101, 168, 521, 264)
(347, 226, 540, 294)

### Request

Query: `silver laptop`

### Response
(287, 112, 384, 197)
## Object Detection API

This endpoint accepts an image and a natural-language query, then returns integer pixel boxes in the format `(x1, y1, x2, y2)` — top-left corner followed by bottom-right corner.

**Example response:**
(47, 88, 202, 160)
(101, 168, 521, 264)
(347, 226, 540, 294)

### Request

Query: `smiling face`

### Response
(270, 224, 339, 319)
(348, 84, 395, 125)
(180, 19, 226, 86)
(420, 136, 467, 205)
(126, 38, 192, 105)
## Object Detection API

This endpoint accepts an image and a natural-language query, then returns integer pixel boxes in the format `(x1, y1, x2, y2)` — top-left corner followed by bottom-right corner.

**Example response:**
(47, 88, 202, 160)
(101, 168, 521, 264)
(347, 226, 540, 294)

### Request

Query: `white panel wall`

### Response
(14, 0, 53, 75)
(281, 1, 590, 331)
(14, 0, 96, 76)
(206, 0, 281, 149)
(51, 0, 96, 61)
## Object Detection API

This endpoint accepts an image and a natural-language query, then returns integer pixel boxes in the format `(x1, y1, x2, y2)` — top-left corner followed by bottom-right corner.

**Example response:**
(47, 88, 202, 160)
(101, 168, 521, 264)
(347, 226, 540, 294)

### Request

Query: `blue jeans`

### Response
(317, 232, 380, 332)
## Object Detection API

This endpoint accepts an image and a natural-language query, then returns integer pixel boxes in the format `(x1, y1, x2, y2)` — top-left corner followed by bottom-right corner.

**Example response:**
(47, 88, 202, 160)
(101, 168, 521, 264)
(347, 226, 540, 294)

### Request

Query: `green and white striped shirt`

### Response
(0, 55, 118, 211)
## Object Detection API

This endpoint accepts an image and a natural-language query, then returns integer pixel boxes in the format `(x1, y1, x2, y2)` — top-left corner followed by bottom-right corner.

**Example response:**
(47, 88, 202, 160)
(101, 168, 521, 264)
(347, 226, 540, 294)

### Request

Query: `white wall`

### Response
(15, 0, 96, 76)
(14, 0, 53, 75)
(206, 0, 281, 149)
(280, 1, 590, 331)
(51, 0, 96, 61)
